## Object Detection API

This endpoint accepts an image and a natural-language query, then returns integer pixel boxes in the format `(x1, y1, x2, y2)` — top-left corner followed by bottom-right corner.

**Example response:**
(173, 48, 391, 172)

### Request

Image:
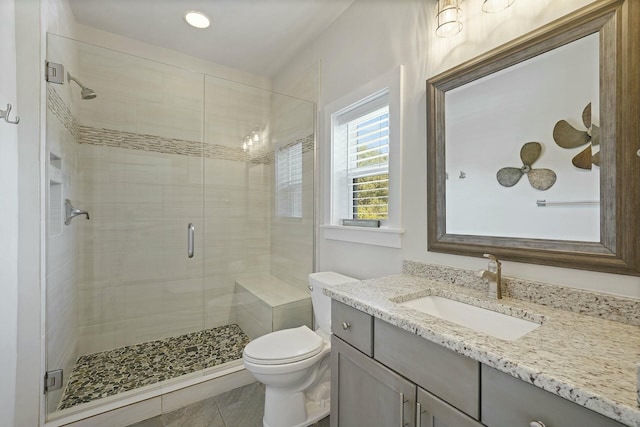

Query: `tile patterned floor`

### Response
(127, 382, 330, 427)
(59, 324, 250, 410)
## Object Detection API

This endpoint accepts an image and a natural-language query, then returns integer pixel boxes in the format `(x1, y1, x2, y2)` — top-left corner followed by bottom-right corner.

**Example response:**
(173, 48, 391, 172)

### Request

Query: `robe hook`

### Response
(0, 103, 20, 124)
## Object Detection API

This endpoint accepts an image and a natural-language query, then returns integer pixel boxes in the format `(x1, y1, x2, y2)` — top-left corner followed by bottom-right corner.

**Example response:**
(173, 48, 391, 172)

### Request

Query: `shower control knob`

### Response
(529, 421, 546, 427)
(342, 322, 351, 330)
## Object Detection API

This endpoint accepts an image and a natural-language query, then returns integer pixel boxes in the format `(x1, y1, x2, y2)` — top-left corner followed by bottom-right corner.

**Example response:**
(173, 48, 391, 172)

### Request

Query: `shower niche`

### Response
(48, 152, 63, 236)
(44, 33, 315, 420)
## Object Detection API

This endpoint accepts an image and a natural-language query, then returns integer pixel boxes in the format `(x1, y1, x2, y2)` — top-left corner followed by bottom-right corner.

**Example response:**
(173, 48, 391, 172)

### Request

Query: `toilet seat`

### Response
(243, 326, 324, 365)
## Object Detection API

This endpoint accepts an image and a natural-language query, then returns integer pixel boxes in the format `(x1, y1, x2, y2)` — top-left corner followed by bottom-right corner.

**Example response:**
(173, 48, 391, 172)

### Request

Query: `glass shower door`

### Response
(45, 34, 206, 416)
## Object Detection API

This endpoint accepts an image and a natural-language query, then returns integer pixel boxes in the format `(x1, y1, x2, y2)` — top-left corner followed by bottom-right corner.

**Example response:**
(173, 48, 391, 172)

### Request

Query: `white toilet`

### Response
(242, 272, 358, 427)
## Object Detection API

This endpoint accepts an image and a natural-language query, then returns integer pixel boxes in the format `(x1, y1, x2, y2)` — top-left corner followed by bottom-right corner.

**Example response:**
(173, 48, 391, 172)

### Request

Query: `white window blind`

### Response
(276, 142, 302, 218)
(346, 105, 389, 220)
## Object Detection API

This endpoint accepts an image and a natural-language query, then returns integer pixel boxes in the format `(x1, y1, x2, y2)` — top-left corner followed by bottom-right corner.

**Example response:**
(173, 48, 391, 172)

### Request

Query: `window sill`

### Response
(319, 224, 404, 248)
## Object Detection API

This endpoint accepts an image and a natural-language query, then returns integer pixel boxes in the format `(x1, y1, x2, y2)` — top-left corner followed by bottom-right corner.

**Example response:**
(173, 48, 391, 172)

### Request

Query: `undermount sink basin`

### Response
(399, 296, 540, 341)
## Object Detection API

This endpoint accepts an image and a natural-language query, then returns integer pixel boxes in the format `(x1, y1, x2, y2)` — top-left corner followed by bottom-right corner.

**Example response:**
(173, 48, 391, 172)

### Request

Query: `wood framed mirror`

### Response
(427, 0, 639, 275)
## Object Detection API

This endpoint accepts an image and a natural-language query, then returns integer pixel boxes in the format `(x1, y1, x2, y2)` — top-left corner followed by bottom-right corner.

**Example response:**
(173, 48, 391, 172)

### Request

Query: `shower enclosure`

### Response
(45, 34, 315, 419)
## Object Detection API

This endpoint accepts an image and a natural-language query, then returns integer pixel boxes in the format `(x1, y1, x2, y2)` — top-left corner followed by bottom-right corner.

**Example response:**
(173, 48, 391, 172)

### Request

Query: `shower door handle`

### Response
(187, 223, 195, 258)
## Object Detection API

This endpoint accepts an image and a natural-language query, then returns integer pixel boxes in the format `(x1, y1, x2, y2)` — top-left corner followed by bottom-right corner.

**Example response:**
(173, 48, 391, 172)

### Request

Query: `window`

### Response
(322, 66, 403, 248)
(276, 142, 302, 218)
(335, 96, 390, 222)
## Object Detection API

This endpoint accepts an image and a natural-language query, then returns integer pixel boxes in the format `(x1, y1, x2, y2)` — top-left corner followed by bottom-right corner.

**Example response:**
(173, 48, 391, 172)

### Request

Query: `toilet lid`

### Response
(243, 325, 324, 365)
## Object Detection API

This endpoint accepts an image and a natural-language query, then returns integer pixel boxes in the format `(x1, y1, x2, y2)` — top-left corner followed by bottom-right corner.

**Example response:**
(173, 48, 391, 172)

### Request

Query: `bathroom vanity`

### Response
(327, 270, 640, 427)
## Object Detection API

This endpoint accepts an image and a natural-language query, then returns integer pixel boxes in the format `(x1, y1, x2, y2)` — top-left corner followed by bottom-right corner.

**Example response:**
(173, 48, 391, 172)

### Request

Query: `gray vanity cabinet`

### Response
(330, 335, 416, 427)
(330, 301, 481, 427)
(330, 301, 629, 427)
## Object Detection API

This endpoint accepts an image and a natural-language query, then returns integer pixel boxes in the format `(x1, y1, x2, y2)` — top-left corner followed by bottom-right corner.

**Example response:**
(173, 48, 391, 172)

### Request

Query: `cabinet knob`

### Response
(529, 421, 546, 427)
(342, 322, 351, 330)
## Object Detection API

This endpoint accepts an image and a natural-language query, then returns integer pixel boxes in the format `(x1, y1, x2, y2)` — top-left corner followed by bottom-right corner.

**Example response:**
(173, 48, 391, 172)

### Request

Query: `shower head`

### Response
(67, 72, 97, 100)
(80, 87, 97, 100)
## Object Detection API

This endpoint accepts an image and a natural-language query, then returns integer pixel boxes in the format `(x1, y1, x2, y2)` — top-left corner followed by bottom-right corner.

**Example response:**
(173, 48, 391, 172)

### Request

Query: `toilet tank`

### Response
(308, 272, 358, 335)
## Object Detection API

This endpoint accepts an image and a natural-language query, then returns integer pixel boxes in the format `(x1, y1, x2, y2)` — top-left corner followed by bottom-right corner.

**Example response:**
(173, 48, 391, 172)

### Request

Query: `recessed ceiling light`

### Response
(184, 11, 210, 29)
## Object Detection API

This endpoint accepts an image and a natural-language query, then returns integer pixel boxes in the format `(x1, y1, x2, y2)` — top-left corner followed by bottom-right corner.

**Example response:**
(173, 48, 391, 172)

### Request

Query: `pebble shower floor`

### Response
(58, 324, 250, 410)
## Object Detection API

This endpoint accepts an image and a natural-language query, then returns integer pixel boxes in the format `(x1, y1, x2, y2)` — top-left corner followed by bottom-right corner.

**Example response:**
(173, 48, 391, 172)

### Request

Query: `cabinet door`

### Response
(331, 335, 416, 427)
(417, 387, 484, 427)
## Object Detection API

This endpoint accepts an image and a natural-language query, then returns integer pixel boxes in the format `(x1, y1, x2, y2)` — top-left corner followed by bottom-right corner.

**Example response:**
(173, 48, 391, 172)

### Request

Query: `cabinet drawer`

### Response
(481, 364, 625, 427)
(417, 387, 483, 427)
(331, 300, 373, 356)
(374, 318, 480, 419)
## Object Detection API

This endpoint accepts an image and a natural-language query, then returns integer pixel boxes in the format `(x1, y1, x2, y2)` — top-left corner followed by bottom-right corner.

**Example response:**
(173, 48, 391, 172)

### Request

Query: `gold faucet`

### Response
(479, 253, 502, 299)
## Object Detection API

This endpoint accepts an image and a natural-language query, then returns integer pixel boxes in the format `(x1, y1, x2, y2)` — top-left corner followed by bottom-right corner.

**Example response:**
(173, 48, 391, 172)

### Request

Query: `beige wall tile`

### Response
(77, 320, 130, 355)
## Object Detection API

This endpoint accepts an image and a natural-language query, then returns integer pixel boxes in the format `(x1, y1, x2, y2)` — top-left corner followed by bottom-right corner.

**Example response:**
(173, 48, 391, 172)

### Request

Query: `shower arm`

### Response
(67, 72, 88, 90)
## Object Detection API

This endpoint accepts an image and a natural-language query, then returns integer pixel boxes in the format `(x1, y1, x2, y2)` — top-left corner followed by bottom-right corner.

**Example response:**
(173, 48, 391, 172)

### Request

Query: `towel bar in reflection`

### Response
(536, 199, 599, 207)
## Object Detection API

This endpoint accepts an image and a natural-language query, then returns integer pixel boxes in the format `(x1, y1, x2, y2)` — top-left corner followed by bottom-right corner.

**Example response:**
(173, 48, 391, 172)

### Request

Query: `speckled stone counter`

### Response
(324, 273, 640, 427)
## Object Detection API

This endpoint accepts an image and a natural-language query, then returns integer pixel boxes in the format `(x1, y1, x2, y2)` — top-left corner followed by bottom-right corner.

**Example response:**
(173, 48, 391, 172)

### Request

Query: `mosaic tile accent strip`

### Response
(47, 86, 79, 140)
(78, 126, 247, 162)
(403, 260, 640, 326)
(78, 125, 314, 165)
(48, 86, 314, 164)
(250, 134, 314, 165)
(57, 324, 250, 410)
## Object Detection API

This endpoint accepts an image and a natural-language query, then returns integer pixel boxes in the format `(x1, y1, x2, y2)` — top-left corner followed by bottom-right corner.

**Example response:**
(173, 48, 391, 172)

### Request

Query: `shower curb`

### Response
(44, 364, 254, 427)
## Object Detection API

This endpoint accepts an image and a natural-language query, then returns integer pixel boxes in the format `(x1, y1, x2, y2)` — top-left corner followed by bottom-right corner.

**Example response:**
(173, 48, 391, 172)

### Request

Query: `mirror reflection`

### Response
(445, 33, 600, 242)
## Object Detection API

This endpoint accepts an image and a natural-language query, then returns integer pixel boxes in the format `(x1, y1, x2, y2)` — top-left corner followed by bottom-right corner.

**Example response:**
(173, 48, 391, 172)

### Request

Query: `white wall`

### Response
(273, 0, 640, 299)
(14, 0, 45, 425)
(14, 0, 79, 423)
(0, 0, 19, 425)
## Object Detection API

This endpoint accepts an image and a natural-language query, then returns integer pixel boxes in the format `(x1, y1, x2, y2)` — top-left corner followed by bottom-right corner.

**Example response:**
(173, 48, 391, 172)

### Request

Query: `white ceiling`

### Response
(67, 0, 355, 78)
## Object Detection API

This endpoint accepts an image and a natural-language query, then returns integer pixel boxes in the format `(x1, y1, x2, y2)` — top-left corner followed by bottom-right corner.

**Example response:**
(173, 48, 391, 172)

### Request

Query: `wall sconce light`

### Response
(434, 0, 515, 37)
(482, 0, 515, 13)
(242, 130, 262, 153)
(436, 0, 463, 38)
(251, 131, 261, 144)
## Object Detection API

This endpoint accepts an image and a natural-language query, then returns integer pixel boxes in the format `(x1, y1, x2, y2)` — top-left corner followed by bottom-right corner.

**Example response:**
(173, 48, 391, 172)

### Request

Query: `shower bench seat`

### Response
(233, 274, 312, 339)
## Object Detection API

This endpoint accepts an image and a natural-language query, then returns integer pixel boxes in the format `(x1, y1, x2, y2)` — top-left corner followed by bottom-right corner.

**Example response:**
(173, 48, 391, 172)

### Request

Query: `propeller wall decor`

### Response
(552, 102, 600, 169)
(497, 142, 557, 190)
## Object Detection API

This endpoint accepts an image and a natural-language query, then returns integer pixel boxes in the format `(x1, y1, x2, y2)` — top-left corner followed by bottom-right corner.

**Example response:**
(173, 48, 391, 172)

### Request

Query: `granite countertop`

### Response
(324, 274, 640, 427)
